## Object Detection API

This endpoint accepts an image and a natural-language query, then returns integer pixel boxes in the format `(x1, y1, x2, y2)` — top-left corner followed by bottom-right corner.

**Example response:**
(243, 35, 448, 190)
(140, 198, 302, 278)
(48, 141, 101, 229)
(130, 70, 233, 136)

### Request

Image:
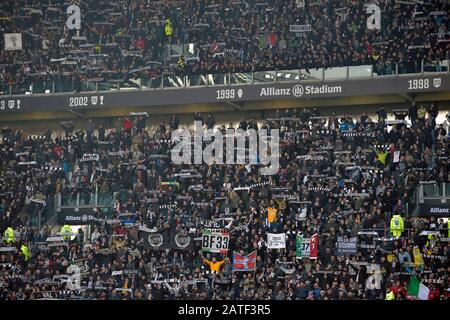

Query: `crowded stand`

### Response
(0, 105, 449, 300)
(0, 0, 449, 93)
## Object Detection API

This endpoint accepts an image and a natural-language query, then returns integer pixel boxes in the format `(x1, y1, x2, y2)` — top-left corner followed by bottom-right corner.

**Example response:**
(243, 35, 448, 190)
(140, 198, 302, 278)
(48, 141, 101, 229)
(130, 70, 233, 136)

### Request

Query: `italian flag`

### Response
(407, 276, 431, 300)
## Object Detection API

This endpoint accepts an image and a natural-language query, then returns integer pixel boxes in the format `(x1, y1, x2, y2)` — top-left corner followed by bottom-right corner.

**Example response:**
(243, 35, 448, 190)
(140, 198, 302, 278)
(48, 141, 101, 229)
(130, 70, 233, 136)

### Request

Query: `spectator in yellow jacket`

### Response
(202, 256, 225, 273)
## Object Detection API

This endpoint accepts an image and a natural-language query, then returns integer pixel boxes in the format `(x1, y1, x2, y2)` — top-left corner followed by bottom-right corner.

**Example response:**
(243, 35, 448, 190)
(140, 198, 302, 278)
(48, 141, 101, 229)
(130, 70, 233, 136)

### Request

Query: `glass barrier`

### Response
(119, 79, 140, 91)
(55, 77, 74, 93)
(32, 79, 53, 94)
(276, 70, 299, 82)
(4, 60, 449, 95)
(186, 74, 207, 87)
(28, 196, 55, 228)
(163, 75, 185, 88)
(300, 68, 323, 81)
(98, 81, 112, 91)
(398, 61, 422, 75)
(324, 67, 347, 80)
(373, 63, 396, 76)
(79, 191, 96, 206)
(424, 61, 448, 73)
(61, 191, 78, 206)
(59, 191, 109, 207)
(168, 44, 184, 57)
(230, 72, 253, 85)
(98, 192, 114, 206)
(349, 65, 373, 78)
(207, 73, 229, 86)
(12, 82, 31, 95)
(253, 71, 275, 83)
(80, 80, 96, 92)
(142, 76, 162, 89)
(1, 83, 9, 95)
(423, 184, 440, 197)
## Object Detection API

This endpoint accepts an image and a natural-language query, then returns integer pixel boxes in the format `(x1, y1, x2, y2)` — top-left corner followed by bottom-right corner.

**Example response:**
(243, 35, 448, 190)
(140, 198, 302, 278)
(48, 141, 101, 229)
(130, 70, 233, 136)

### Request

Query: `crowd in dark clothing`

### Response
(1, 0, 449, 93)
(0, 103, 449, 300)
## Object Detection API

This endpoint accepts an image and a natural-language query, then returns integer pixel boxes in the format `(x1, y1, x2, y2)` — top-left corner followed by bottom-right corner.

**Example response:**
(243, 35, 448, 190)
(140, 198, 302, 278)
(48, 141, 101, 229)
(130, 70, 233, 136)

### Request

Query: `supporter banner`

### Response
(233, 251, 257, 272)
(267, 233, 286, 249)
(358, 243, 377, 250)
(4, 33, 22, 50)
(68, 259, 90, 274)
(2, 75, 449, 113)
(336, 236, 358, 255)
(79, 153, 100, 162)
(143, 232, 169, 250)
(170, 233, 195, 251)
(295, 234, 318, 259)
(139, 228, 194, 251)
(33, 290, 84, 299)
(418, 204, 450, 217)
(295, 234, 305, 258)
(290, 24, 311, 32)
(201, 230, 229, 253)
(57, 208, 99, 225)
(197, 218, 233, 230)
(174, 170, 202, 179)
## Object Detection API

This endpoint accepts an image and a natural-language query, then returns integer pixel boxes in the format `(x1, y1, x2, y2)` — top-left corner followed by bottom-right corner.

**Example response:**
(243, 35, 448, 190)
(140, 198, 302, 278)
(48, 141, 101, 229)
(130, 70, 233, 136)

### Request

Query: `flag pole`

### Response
(253, 250, 257, 279)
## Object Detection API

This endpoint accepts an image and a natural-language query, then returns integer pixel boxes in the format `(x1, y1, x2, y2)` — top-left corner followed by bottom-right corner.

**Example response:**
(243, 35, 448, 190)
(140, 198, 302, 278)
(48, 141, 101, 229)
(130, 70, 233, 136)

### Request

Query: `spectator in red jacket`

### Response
(123, 117, 133, 133)
(391, 280, 407, 299)
(134, 37, 145, 50)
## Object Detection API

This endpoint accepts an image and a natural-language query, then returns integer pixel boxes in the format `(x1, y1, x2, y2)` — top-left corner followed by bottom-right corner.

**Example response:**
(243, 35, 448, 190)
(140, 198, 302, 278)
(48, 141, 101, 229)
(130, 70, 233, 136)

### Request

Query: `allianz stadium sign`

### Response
(418, 204, 450, 217)
(57, 207, 104, 225)
(260, 84, 342, 97)
(0, 74, 449, 113)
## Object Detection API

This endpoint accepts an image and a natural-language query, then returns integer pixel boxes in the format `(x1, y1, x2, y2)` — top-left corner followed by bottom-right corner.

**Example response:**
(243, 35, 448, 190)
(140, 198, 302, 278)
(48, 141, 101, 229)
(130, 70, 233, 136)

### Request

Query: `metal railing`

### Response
(1, 59, 448, 96)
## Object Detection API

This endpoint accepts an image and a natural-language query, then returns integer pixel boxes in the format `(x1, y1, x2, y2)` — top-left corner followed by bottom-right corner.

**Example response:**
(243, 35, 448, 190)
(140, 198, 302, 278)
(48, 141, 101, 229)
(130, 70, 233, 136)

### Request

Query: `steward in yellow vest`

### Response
(390, 214, 404, 237)
(164, 19, 173, 37)
(21, 244, 30, 261)
(60, 225, 72, 241)
(3, 227, 14, 244)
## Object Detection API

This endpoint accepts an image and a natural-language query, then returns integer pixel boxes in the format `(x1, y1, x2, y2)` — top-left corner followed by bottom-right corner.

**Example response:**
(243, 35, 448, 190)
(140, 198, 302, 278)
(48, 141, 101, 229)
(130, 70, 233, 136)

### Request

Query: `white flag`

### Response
(393, 151, 400, 163)
(4, 33, 22, 51)
(267, 233, 286, 249)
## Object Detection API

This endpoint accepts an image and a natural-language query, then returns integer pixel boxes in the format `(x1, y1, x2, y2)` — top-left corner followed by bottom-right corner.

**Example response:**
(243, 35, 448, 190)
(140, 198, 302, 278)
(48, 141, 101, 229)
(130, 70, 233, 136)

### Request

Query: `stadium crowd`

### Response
(1, 0, 449, 92)
(0, 104, 449, 300)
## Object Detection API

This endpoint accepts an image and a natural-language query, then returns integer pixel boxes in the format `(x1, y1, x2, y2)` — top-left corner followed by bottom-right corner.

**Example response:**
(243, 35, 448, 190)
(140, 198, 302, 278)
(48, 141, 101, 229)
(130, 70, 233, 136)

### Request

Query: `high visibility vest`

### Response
(390, 215, 404, 233)
(376, 151, 388, 165)
(385, 291, 395, 300)
(21, 244, 30, 261)
(61, 225, 72, 241)
(4, 227, 14, 244)
(165, 20, 173, 37)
